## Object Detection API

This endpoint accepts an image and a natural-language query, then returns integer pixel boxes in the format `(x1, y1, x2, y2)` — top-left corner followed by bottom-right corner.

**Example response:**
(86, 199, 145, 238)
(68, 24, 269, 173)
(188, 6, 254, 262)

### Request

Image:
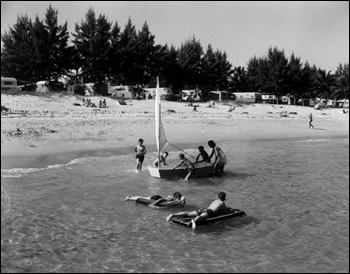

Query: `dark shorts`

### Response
(136, 154, 145, 162)
(196, 207, 215, 217)
(150, 195, 163, 200)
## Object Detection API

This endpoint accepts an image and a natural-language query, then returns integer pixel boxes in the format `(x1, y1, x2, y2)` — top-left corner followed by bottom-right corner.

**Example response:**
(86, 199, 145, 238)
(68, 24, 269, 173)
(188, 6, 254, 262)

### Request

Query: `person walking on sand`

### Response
(208, 140, 227, 176)
(309, 111, 314, 129)
(134, 138, 147, 171)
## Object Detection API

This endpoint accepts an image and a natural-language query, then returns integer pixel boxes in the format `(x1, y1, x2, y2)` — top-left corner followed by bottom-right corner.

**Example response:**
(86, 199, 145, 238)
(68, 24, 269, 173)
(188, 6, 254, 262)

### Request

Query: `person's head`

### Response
(218, 192, 226, 201)
(138, 138, 144, 144)
(198, 146, 204, 152)
(163, 151, 169, 158)
(173, 192, 182, 200)
(179, 153, 185, 159)
(208, 140, 216, 148)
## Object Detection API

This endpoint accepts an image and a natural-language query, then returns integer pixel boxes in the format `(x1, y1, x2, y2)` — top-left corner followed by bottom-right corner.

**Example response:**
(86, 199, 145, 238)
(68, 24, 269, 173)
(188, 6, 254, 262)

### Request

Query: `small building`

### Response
(261, 94, 278, 104)
(1, 77, 17, 91)
(210, 91, 231, 101)
(109, 85, 134, 99)
(232, 92, 260, 103)
(142, 87, 170, 99)
(336, 99, 349, 108)
(182, 90, 203, 102)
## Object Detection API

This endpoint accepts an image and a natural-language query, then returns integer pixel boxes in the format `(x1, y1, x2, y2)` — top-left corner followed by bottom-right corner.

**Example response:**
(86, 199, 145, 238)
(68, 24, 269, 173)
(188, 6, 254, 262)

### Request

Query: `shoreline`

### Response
(2, 133, 348, 170)
(1, 93, 349, 169)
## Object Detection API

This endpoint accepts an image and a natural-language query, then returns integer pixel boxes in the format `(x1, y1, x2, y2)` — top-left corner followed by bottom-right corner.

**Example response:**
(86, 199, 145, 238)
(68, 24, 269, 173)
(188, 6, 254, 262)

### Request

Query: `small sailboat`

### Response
(148, 77, 214, 179)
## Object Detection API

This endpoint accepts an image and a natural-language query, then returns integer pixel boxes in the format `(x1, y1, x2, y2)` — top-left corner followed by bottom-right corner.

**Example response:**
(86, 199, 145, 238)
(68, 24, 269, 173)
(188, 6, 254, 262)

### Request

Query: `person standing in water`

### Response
(208, 140, 227, 176)
(134, 138, 147, 171)
(173, 153, 195, 181)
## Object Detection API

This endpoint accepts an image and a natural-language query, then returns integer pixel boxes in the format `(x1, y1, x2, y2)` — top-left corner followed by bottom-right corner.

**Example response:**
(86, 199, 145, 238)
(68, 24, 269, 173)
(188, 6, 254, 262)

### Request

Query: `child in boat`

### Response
(153, 151, 169, 167)
(173, 153, 195, 181)
(195, 146, 210, 163)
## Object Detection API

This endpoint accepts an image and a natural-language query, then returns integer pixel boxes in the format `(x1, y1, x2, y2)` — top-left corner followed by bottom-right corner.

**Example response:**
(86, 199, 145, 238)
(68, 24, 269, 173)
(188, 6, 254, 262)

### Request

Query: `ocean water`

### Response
(1, 137, 349, 273)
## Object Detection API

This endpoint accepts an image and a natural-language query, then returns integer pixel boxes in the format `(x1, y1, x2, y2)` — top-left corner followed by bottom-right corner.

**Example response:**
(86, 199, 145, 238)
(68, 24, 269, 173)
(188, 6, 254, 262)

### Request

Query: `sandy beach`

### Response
(1, 92, 349, 169)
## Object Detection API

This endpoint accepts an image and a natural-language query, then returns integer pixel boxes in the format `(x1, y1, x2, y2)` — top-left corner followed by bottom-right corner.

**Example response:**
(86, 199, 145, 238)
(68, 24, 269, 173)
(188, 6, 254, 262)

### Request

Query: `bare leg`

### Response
(191, 213, 209, 229)
(184, 170, 193, 181)
(124, 196, 150, 202)
(166, 211, 197, 221)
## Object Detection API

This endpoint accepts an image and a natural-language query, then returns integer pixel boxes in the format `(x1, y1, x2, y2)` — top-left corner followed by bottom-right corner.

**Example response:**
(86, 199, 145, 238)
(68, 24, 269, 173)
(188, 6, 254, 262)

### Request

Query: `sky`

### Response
(1, 1, 349, 73)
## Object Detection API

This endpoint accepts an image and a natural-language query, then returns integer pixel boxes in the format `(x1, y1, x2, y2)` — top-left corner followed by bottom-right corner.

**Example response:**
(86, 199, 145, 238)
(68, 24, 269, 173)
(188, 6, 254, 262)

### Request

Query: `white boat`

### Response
(148, 77, 214, 179)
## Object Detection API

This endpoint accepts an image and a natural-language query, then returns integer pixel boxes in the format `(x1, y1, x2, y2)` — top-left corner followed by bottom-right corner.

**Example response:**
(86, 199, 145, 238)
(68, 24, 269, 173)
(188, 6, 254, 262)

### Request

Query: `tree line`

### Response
(1, 4, 349, 101)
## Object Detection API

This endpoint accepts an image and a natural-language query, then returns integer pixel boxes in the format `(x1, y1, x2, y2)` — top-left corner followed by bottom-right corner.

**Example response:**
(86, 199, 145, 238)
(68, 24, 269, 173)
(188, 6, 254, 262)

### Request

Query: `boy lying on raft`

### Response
(124, 192, 186, 207)
(166, 192, 228, 229)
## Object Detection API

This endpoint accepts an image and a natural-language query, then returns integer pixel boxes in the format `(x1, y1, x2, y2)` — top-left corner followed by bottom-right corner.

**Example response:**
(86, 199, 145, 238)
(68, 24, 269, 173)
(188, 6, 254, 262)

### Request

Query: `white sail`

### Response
(155, 77, 168, 157)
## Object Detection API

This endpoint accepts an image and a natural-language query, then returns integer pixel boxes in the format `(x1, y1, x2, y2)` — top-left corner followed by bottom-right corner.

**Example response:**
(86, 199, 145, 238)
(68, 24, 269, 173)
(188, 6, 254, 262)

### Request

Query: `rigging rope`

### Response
(167, 142, 197, 160)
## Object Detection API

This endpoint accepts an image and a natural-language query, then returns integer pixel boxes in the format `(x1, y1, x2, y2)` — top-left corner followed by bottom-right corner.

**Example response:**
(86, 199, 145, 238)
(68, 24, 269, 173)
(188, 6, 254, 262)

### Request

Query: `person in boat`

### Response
(207, 140, 227, 176)
(153, 151, 169, 167)
(124, 192, 185, 207)
(134, 138, 147, 171)
(166, 192, 229, 229)
(195, 146, 210, 163)
(173, 153, 195, 181)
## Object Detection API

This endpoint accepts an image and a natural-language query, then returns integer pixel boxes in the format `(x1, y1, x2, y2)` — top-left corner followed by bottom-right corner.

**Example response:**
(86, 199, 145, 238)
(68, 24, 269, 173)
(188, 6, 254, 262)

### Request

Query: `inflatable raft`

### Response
(135, 198, 183, 207)
(171, 208, 246, 227)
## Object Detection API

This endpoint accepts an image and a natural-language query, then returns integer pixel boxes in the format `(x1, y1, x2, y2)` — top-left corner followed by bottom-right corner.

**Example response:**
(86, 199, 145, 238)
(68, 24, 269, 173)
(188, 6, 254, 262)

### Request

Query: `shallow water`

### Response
(1, 137, 349, 273)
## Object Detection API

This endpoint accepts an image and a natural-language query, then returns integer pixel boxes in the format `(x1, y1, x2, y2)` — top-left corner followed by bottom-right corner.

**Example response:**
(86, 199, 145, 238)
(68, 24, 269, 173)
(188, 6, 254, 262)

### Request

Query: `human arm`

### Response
(173, 160, 183, 170)
(195, 154, 200, 163)
(149, 198, 168, 207)
(208, 149, 215, 162)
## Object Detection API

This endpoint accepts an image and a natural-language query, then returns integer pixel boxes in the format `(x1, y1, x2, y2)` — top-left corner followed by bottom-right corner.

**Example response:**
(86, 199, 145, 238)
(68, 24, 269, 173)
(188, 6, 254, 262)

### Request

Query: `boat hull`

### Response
(148, 162, 214, 179)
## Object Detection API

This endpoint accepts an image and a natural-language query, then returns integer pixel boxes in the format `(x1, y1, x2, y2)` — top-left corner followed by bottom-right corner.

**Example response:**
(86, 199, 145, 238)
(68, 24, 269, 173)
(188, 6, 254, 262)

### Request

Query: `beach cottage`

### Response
(232, 92, 260, 103)
(142, 87, 170, 99)
(1, 77, 17, 91)
(109, 85, 133, 99)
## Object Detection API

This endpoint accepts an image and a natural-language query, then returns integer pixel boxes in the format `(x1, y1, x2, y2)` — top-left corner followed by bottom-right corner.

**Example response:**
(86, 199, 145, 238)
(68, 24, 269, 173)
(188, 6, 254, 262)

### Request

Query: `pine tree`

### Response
(177, 36, 203, 89)
(72, 7, 112, 83)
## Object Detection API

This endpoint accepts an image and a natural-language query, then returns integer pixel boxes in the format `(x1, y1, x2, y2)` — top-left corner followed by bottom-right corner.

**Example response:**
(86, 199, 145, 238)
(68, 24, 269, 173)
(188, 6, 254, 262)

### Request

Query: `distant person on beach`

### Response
(193, 105, 197, 112)
(166, 192, 228, 229)
(195, 146, 210, 163)
(309, 111, 314, 129)
(134, 138, 147, 171)
(153, 151, 169, 167)
(208, 140, 227, 175)
(124, 192, 185, 207)
(103, 99, 107, 108)
(173, 153, 195, 181)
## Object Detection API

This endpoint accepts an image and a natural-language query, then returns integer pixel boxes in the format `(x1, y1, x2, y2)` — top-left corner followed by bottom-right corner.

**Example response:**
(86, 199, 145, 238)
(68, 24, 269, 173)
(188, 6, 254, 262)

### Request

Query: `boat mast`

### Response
(156, 76, 161, 169)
